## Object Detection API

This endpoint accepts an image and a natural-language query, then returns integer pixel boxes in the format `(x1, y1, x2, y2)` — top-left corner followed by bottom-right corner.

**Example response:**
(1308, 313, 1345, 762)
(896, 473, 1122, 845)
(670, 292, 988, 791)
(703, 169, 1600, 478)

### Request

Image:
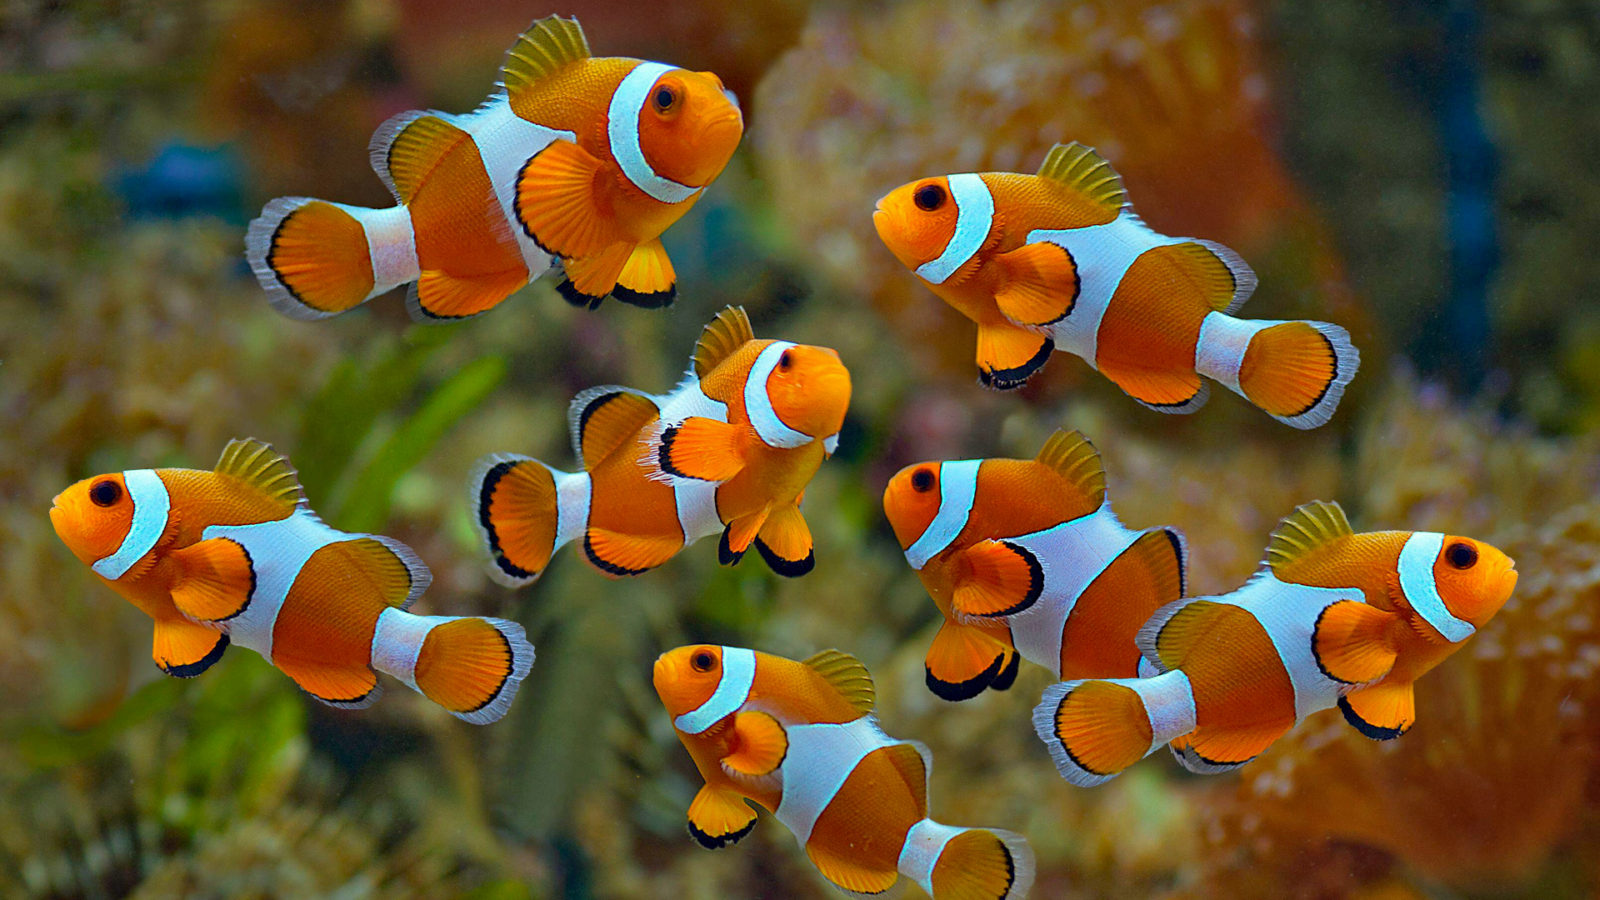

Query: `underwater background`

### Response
(4, 0, 1600, 897)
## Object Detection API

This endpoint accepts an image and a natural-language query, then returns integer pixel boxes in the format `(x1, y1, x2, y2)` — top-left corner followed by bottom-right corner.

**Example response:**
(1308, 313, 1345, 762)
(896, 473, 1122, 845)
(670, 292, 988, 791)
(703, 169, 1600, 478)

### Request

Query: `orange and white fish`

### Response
(883, 430, 1185, 701)
(873, 143, 1360, 428)
(1034, 501, 1517, 786)
(654, 644, 1034, 900)
(474, 306, 849, 582)
(246, 15, 743, 321)
(50, 439, 533, 723)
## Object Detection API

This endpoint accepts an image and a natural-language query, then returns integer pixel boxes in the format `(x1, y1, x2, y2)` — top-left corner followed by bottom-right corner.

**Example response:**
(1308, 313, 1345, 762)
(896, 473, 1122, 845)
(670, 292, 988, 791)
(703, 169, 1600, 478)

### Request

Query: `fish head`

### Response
(636, 68, 744, 189)
(50, 473, 138, 568)
(883, 462, 945, 552)
(654, 644, 731, 722)
(873, 177, 962, 274)
(1432, 535, 1518, 629)
(763, 343, 852, 441)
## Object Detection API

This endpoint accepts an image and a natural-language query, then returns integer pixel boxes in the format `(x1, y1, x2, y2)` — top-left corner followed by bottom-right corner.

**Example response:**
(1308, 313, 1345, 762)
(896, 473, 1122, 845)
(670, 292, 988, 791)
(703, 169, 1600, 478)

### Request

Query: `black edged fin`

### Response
(717, 526, 746, 566)
(978, 337, 1054, 391)
(989, 650, 1021, 692)
(612, 282, 676, 309)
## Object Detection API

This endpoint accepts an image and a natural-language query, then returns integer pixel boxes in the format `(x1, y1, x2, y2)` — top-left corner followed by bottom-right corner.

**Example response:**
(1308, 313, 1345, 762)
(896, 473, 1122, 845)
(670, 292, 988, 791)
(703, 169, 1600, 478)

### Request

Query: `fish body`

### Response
(654, 644, 1034, 899)
(474, 306, 849, 582)
(872, 142, 1359, 428)
(49, 439, 533, 723)
(246, 15, 743, 322)
(883, 430, 1186, 701)
(1033, 501, 1517, 786)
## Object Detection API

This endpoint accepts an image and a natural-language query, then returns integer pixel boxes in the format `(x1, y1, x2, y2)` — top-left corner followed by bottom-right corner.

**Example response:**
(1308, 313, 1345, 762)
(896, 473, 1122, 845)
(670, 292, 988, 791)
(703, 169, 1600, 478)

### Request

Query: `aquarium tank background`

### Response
(4, 0, 1600, 897)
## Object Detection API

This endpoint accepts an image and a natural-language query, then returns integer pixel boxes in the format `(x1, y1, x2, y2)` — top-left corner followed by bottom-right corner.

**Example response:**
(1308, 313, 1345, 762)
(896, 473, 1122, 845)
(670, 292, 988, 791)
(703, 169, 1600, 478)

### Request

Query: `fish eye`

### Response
(911, 467, 935, 493)
(89, 480, 122, 508)
(691, 651, 717, 673)
(1446, 541, 1478, 570)
(653, 84, 679, 113)
(778, 350, 793, 371)
(913, 183, 946, 212)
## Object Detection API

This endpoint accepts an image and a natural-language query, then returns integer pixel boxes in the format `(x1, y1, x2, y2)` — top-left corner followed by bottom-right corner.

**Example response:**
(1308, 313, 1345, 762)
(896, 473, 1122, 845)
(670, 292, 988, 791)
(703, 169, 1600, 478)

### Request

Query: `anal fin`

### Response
(555, 241, 635, 309)
(411, 268, 528, 321)
(584, 528, 682, 577)
(277, 659, 380, 709)
(152, 619, 229, 678)
(687, 784, 757, 849)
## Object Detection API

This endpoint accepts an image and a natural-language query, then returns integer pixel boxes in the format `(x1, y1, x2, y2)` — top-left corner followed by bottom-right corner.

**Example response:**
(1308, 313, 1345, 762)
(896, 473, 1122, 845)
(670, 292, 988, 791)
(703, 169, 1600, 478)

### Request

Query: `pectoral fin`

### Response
(687, 785, 757, 850)
(657, 417, 750, 482)
(169, 538, 255, 623)
(1313, 601, 1398, 685)
(993, 241, 1078, 325)
(721, 710, 788, 778)
(951, 539, 1043, 619)
(1339, 680, 1416, 740)
(514, 139, 625, 260)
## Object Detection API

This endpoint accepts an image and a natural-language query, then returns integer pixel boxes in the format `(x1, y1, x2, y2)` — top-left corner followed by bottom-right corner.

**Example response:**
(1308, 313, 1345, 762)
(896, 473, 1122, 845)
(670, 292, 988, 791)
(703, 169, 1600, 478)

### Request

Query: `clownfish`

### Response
(654, 644, 1034, 900)
(873, 143, 1360, 428)
(473, 306, 849, 582)
(1034, 501, 1517, 787)
(883, 430, 1186, 702)
(49, 439, 533, 723)
(246, 15, 743, 321)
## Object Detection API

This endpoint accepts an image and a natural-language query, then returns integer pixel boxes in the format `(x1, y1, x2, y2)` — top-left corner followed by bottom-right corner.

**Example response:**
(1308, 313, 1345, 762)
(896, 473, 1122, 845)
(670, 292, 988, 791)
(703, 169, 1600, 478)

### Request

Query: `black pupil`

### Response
(779, 351, 793, 370)
(914, 184, 945, 211)
(911, 468, 934, 492)
(655, 87, 674, 109)
(693, 652, 714, 671)
(1446, 542, 1478, 569)
(90, 480, 121, 507)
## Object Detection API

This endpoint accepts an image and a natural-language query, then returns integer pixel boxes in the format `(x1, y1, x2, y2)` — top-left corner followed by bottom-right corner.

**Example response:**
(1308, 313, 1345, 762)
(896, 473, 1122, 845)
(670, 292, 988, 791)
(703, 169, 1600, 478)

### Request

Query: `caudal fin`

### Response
(246, 198, 419, 320)
(1033, 671, 1196, 787)
(1195, 314, 1360, 429)
(470, 454, 587, 587)
(372, 610, 534, 724)
(901, 822, 1034, 900)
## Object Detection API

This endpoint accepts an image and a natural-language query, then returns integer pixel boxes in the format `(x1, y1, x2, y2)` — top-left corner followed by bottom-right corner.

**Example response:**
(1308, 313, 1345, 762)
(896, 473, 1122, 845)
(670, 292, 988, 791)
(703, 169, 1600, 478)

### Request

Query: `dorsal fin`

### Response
(1035, 429, 1106, 507)
(1267, 500, 1353, 572)
(567, 386, 660, 470)
(802, 649, 875, 714)
(881, 742, 931, 817)
(214, 438, 305, 513)
(500, 15, 591, 98)
(375, 114, 471, 205)
(693, 306, 756, 379)
(1036, 142, 1127, 215)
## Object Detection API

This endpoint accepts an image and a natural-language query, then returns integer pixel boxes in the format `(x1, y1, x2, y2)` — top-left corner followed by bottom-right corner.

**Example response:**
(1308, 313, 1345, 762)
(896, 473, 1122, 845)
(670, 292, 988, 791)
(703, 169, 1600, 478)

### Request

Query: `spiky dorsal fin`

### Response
(693, 306, 756, 379)
(214, 438, 305, 513)
(1036, 142, 1126, 216)
(1036, 429, 1106, 507)
(802, 649, 875, 714)
(1267, 500, 1353, 572)
(500, 15, 591, 97)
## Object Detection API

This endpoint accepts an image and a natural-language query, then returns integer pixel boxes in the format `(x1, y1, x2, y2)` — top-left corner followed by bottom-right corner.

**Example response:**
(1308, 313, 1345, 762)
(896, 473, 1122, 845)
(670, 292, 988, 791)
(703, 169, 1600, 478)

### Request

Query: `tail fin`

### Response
(1058, 527, 1187, 680)
(1195, 313, 1360, 429)
(900, 821, 1034, 900)
(246, 198, 419, 320)
(372, 609, 534, 724)
(1033, 671, 1196, 787)
(470, 454, 589, 587)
